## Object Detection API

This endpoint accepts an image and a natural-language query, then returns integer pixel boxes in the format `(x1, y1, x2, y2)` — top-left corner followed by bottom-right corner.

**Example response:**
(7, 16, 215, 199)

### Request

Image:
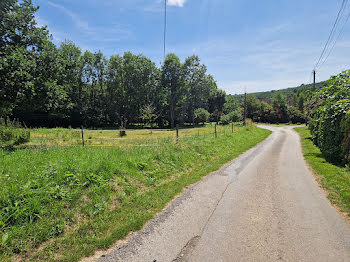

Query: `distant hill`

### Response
(229, 81, 328, 103)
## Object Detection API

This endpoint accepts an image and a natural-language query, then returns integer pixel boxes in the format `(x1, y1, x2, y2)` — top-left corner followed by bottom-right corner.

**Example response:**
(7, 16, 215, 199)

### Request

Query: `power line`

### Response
(314, 0, 347, 70)
(318, 4, 350, 69)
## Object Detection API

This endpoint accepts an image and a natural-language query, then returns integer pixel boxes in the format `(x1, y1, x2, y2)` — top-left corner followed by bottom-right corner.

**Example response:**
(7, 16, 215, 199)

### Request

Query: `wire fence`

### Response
(28, 123, 245, 148)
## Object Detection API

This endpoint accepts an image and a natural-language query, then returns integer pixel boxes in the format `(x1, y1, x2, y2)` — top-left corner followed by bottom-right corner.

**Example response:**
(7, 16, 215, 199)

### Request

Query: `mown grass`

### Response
(295, 127, 350, 217)
(0, 126, 271, 261)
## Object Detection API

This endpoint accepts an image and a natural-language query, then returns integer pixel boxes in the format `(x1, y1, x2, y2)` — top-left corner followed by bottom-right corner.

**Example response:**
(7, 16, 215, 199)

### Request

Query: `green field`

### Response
(26, 124, 239, 147)
(0, 125, 271, 261)
(295, 127, 350, 217)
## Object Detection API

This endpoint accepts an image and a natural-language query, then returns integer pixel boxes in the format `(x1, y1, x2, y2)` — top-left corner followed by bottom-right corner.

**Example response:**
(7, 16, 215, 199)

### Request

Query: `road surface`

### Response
(96, 126, 350, 262)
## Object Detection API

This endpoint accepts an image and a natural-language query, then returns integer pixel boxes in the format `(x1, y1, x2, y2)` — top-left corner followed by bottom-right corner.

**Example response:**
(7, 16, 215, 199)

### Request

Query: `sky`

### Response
(33, 0, 350, 94)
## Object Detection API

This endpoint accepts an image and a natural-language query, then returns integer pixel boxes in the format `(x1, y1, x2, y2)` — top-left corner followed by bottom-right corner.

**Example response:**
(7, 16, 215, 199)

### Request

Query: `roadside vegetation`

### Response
(0, 125, 271, 262)
(294, 69, 350, 218)
(308, 70, 350, 166)
(295, 127, 350, 217)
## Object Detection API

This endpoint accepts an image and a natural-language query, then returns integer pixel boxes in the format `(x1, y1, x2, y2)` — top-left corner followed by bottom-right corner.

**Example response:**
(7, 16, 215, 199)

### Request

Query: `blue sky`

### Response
(33, 0, 350, 94)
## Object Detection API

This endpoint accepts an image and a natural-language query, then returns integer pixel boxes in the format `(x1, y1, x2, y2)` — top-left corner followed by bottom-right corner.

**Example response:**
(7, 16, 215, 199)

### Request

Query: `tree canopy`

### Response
(0, 0, 227, 128)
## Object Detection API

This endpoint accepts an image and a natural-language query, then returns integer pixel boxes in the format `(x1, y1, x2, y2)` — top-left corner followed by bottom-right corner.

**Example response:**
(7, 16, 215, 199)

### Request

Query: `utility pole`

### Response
(313, 70, 316, 90)
(163, 0, 167, 61)
(243, 87, 247, 126)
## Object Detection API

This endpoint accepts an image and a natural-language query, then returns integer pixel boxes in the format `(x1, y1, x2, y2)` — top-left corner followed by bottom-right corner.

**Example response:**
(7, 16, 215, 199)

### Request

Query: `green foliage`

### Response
(140, 104, 158, 128)
(223, 96, 238, 114)
(0, 119, 30, 147)
(309, 70, 350, 165)
(0, 2, 225, 129)
(220, 111, 241, 125)
(235, 92, 305, 124)
(245, 94, 260, 120)
(229, 81, 327, 103)
(341, 111, 350, 166)
(194, 108, 210, 124)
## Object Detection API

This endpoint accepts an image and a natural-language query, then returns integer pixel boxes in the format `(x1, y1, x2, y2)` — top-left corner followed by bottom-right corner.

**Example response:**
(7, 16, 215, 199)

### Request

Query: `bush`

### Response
(341, 110, 350, 166)
(194, 108, 210, 124)
(220, 111, 241, 125)
(309, 70, 350, 165)
(0, 119, 30, 147)
(310, 100, 350, 164)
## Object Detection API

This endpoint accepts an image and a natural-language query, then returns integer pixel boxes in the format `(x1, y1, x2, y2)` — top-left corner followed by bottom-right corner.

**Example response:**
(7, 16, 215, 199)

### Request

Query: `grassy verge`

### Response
(0, 126, 270, 261)
(295, 127, 350, 217)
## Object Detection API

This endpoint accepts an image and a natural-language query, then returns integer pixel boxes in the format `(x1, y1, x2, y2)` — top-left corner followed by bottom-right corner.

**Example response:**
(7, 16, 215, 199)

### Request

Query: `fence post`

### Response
(215, 124, 217, 138)
(232, 122, 234, 133)
(176, 124, 179, 143)
(81, 126, 85, 147)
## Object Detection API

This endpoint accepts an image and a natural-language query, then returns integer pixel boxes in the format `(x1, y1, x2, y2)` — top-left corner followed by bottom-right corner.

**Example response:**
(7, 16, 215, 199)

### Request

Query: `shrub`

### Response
(0, 119, 30, 147)
(309, 70, 350, 165)
(220, 111, 241, 125)
(310, 100, 350, 164)
(194, 108, 210, 125)
(341, 110, 350, 166)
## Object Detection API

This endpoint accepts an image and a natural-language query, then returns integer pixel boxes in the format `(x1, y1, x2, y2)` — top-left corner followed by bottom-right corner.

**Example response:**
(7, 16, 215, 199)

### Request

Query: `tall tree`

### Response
(161, 53, 184, 128)
(183, 55, 208, 125)
(0, 0, 52, 120)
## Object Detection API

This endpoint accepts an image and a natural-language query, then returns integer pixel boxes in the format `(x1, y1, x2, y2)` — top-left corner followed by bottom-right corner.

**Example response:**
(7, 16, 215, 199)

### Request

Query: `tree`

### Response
(183, 55, 208, 125)
(0, 1, 225, 128)
(220, 110, 241, 125)
(140, 104, 158, 129)
(245, 94, 259, 121)
(0, 0, 52, 120)
(298, 93, 305, 112)
(161, 53, 184, 128)
(223, 96, 238, 114)
(272, 92, 289, 123)
(208, 88, 226, 122)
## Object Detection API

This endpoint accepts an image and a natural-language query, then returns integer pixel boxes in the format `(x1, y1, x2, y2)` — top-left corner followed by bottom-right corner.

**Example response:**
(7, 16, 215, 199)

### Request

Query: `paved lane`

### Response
(96, 126, 350, 262)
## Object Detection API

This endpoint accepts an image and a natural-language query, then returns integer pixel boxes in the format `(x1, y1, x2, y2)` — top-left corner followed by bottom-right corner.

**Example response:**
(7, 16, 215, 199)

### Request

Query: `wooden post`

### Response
(176, 124, 179, 143)
(232, 122, 234, 133)
(81, 126, 85, 147)
(215, 124, 217, 138)
(243, 89, 247, 126)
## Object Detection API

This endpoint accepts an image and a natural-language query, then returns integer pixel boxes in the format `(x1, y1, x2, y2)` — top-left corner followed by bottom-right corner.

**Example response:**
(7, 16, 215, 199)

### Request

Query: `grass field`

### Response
(27, 124, 239, 147)
(295, 127, 350, 218)
(0, 125, 271, 262)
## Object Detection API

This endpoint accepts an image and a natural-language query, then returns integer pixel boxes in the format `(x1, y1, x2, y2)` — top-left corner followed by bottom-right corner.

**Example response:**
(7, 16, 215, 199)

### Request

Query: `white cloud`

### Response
(47, 1, 90, 32)
(167, 0, 187, 7)
(45, 1, 132, 43)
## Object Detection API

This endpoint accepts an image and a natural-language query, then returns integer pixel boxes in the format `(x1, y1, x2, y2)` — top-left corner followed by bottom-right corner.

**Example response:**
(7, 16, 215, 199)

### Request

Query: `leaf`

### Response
(2, 233, 9, 244)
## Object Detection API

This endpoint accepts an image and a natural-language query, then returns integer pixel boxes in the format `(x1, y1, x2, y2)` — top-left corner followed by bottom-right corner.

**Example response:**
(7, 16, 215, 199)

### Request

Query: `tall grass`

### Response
(0, 126, 271, 261)
(295, 127, 350, 217)
(0, 119, 30, 148)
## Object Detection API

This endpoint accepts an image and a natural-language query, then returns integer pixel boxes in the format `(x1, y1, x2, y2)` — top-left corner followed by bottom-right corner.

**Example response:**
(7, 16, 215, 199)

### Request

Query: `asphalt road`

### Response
(95, 126, 350, 262)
